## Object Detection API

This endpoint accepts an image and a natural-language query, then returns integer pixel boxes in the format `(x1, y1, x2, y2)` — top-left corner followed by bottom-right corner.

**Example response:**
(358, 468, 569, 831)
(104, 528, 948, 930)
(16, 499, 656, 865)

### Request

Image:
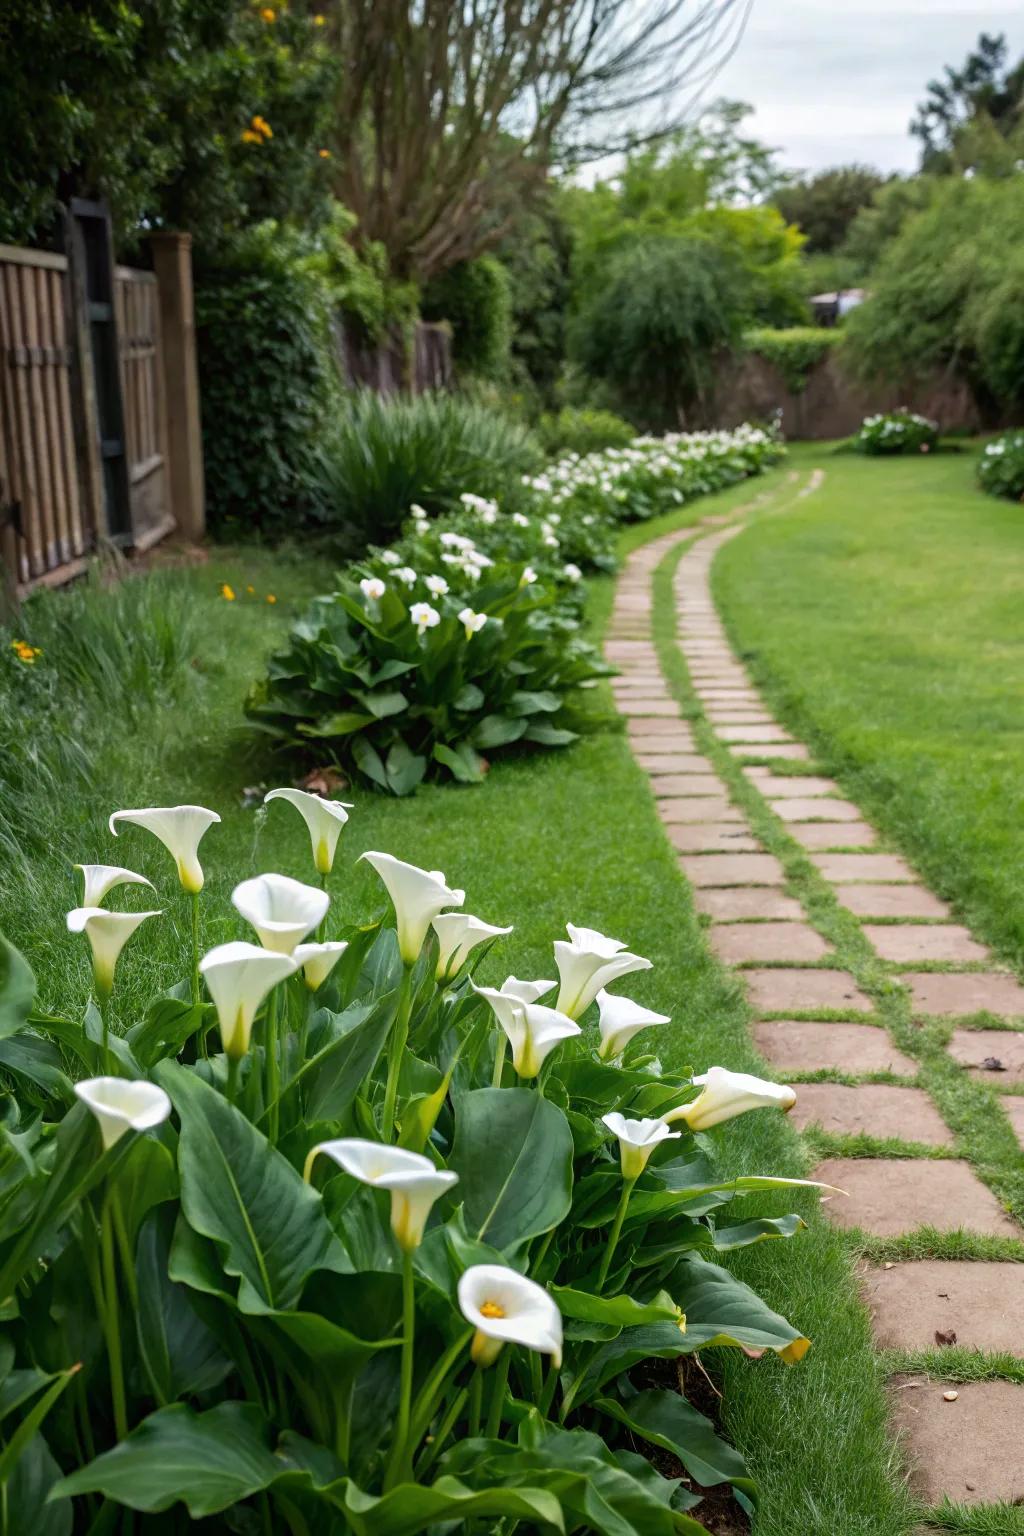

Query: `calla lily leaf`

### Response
(127, 993, 214, 1069)
(274, 991, 397, 1127)
(0, 935, 34, 1041)
(593, 1389, 757, 1502)
(6, 1431, 70, 1536)
(550, 1286, 682, 1330)
(450, 1087, 574, 1252)
(711, 1213, 808, 1250)
(667, 1253, 810, 1362)
(155, 1062, 349, 1313)
(135, 1208, 232, 1403)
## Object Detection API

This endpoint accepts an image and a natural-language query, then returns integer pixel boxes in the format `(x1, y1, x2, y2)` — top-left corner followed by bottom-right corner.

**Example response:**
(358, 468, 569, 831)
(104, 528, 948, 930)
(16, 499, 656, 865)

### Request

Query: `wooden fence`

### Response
(0, 233, 173, 594)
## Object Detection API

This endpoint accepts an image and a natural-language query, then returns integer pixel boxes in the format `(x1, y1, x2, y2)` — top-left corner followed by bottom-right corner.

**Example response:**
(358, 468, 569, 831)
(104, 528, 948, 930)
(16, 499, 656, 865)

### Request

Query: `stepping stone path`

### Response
(607, 500, 1024, 1520)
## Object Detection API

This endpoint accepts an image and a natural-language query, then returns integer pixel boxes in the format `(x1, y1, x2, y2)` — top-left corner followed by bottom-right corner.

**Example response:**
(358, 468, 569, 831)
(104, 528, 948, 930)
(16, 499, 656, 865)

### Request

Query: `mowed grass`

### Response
(1, 464, 918, 1534)
(714, 446, 1024, 974)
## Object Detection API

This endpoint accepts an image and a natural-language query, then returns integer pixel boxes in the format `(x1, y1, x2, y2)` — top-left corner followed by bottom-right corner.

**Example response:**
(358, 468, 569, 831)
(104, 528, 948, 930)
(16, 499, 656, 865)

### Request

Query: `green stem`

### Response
(98, 992, 112, 1076)
(468, 1368, 483, 1438)
(317, 873, 328, 942)
(226, 1055, 240, 1108)
(406, 1331, 472, 1451)
(381, 966, 413, 1143)
(190, 892, 207, 1058)
(384, 1250, 416, 1490)
(100, 1192, 128, 1440)
(485, 1350, 511, 1439)
(112, 1195, 138, 1312)
(265, 989, 280, 1143)
(414, 1385, 467, 1478)
(530, 1227, 556, 1281)
(491, 1033, 507, 1087)
(596, 1177, 636, 1290)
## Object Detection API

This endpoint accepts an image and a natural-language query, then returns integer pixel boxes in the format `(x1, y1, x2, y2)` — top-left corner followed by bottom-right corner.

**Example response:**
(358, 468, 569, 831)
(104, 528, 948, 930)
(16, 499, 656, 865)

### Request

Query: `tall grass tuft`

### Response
(317, 389, 543, 545)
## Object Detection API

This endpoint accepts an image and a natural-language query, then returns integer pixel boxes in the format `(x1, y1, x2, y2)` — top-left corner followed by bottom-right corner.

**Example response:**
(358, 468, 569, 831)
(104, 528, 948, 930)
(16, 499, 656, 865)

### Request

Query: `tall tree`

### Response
(910, 31, 1024, 171)
(325, 0, 755, 280)
(774, 166, 885, 254)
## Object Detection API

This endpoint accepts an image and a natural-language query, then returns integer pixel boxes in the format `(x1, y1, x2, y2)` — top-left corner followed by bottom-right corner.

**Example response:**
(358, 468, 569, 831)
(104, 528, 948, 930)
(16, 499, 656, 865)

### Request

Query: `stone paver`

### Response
(694, 887, 805, 921)
(864, 925, 990, 964)
(810, 1158, 1018, 1238)
(889, 1379, 1024, 1506)
(616, 699, 680, 717)
(902, 972, 1024, 1019)
(790, 1083, 951, 1144)
(628, 733, 695, 756)
(728, 741, 811, 761)
(657, 798, 742, 824)
(667, 824, 761, 853)
(744, 773, 839, 796)
(743, 968, 873, 1014)
(627, 717, 693, 738)
(864, 1260, 1024, 1356)
(812, 852, 914, 882)
(716, 724, 795, 744)
(835, 884, 951, 920)
(947, 1028, 1024, 1082)
(710, 922, 831, 964)
(754, 1020, 918, 1076)
(679, 853, 786, 887)
(649, 774, 723, 797)
(790, 822, 878, 850)
(635, 754, 713, 774)
(771, 797, 865, 823)
(1002, 1095, 1024, 1147)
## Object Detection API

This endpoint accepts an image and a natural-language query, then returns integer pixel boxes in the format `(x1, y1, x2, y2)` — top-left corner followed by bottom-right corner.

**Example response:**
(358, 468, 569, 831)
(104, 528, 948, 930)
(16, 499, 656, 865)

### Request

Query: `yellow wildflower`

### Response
(313, 13, 326, 24)
(241, 129, 262, 145)
(11, 639, 41, 664)
(260, 7, 276, 21)
(246, 585, 255, 595)
(266, 594, 277, 604)
(251, 115, 273, 140)
(318, 148, 331, 159)
(221, 584, 236, 602)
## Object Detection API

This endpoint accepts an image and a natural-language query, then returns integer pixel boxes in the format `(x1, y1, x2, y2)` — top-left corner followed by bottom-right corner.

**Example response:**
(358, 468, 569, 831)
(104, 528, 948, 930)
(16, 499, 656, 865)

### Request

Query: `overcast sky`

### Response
(709, 0, 1022, 175)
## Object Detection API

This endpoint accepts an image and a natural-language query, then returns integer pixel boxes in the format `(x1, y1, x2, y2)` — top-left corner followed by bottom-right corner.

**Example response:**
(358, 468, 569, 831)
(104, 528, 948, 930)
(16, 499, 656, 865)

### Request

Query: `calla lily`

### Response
(75, 1076, 172, 1150)
(501, 976, 556, 1005)
(361, 851, 464, 966)
(458, 1264, 563, 1369)
(602, 1111, 681, 1179)
(231, 873, 329, 955)
(293, 940, 348, 991)
(264, 788, 354, 875)
(554, 923, 652, 1020)
(199, 941, 298, 1058)
(596, 989, 670, 1060)
(473, 982, 580, 1078)
(74, 864, 155, 909)
(66, 907, 161, 996)
(306, 1138, 458, 1250)
(109, 805, 221, 893)
(663, 1066, 797, 1131)
(432, 913, 513, 981)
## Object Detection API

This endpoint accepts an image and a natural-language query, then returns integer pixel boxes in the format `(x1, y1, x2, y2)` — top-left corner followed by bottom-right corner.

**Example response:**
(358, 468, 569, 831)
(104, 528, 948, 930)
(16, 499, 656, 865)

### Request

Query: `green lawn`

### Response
(714, 445, 1024, 974)
(1, 465, 919, 1535)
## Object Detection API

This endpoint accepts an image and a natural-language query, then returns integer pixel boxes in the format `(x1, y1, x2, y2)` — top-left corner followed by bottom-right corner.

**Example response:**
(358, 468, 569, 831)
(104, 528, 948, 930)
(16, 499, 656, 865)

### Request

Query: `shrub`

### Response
(195, 231, 338, 538)
(743, 327, 840, 394)
(537, 407, 636, 456)
(978, 430, 1024, 501)
(0, 803, 816, 1531)
(571, 238, 748, 429)
(421, 256, 513, 378)
(854, 410, 939, 456)
(247, 566, 610, 793)
(316, 391, 543, 547)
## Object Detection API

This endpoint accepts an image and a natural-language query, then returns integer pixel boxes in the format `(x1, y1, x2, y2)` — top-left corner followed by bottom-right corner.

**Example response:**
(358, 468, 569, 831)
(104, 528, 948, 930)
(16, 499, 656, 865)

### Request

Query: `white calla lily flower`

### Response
(231, 873, 329, 955)
(264, 788, 354, 875)
(361, 851, 464, 966)
(293, 940, 348, 991)
(554, 924, 652, 1020)
(500, 976, 556, 1005)
(306, 1138, 457, 1251)
(432, 913, 513, 981)
(596, 989, 670, 1061)
(66, 907, 161, 996)
(602, 1111, 681, 1179)
(458, 1264, 563, 1369)
(473, 982, 580, 1078)
(199, 941, 298, 1059)
(109, 805, 221, 893)
(74, 864, 155, 908)
(663, 1066, 797, 1131)
(75, 1076, 172, 1150)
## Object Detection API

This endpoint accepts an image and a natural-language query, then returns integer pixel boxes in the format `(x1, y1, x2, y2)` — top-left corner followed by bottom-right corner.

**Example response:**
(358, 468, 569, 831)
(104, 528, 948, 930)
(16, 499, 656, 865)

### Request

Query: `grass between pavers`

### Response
(2, 466, 912, 1531)
(711, 443, 1024, 976)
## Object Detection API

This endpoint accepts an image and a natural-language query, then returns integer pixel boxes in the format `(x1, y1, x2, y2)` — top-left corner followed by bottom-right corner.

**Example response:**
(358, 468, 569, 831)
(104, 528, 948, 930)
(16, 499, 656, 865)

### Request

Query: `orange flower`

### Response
(260, 7, 276, 21)
(246, 585, 255, 594)
(318, 148, 331, 159)
(266, 594, 277, 604)
(10, 639, 41, 664)
(241, 129, 262, 145)
(221, 584, 236, 602)
(251, 115, 273, 140)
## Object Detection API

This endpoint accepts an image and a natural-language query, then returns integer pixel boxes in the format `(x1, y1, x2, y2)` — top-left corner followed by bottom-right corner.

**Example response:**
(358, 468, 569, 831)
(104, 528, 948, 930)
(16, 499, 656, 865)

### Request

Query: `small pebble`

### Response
(943, 1390, 959, 1402)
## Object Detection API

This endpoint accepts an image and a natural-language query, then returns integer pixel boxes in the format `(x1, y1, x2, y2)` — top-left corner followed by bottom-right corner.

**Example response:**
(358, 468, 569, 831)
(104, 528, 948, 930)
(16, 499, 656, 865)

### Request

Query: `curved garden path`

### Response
(609, 468, 1024, 1527)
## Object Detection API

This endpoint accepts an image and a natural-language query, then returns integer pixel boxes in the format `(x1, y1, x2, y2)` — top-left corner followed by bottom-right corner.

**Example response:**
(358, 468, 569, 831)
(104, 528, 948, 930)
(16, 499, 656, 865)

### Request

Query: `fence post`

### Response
(149, 232, 205, 540)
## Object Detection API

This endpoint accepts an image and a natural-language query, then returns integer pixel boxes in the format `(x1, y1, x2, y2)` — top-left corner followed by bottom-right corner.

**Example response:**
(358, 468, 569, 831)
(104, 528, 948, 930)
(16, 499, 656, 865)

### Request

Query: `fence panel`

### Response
(0, 246, 88, 585)
(115, 267, 171, 547)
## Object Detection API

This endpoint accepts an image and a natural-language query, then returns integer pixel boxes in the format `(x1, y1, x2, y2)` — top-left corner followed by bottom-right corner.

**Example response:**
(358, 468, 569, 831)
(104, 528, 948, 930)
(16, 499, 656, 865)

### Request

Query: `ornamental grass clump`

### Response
(0, 792, 826, 1534)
